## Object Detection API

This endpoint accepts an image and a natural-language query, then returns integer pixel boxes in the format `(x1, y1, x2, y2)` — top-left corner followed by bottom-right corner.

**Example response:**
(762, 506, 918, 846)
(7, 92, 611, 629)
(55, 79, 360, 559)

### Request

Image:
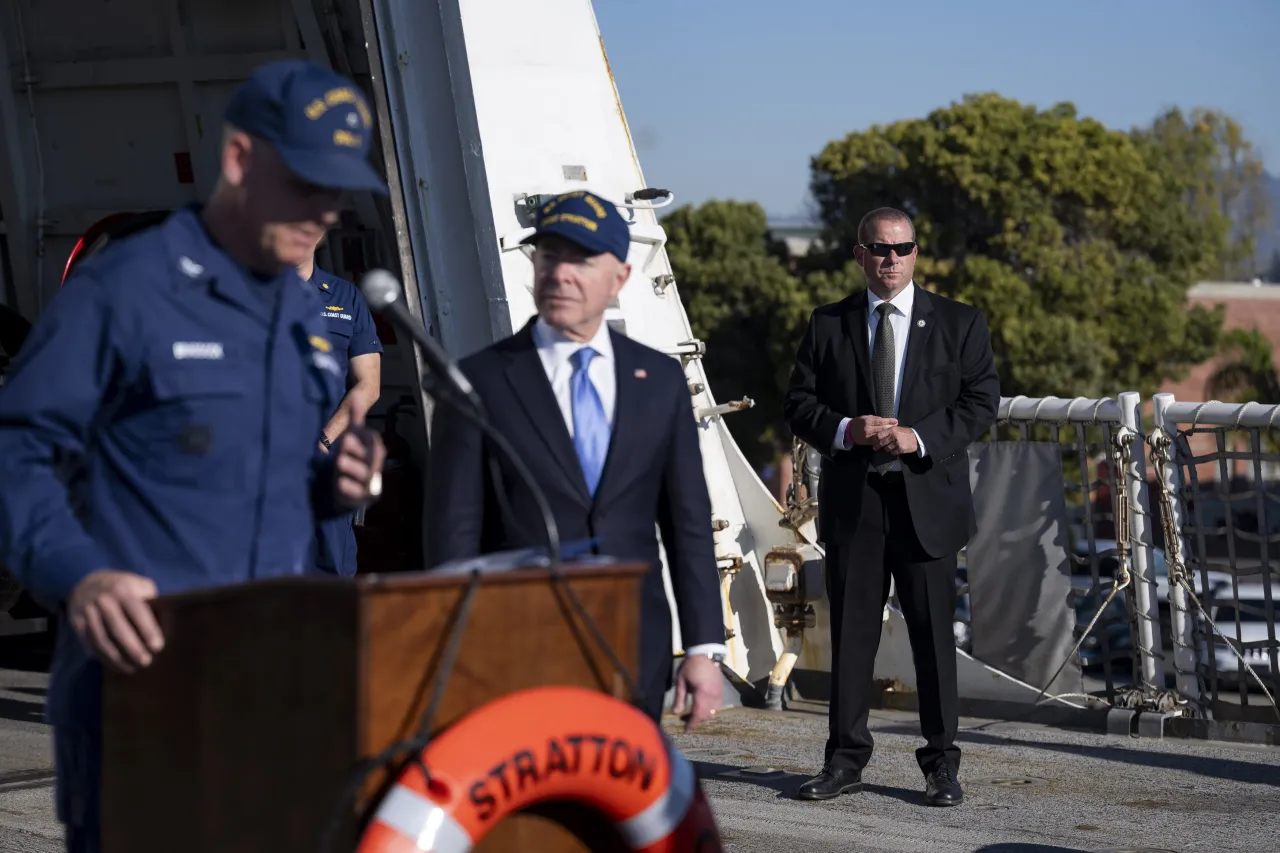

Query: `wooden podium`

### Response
(100, 562, 646, 852)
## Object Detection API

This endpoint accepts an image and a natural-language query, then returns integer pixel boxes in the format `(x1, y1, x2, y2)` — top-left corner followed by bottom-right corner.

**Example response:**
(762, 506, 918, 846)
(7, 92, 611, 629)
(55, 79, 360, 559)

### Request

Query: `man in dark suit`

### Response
(783, 207, 999, 806)
(424, 190, 726, 729)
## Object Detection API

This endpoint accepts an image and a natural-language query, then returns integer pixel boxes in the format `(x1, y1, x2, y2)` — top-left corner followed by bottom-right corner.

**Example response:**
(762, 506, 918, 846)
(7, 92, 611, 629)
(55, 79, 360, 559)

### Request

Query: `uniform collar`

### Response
(162, 205, 315, 324)
(532, 316, 614, 373)
(867, 280, 916, 318)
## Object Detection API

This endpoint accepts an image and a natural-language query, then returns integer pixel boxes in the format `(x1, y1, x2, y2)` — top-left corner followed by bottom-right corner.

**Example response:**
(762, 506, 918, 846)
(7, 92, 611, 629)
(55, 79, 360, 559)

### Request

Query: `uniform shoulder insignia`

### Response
(309, 335, 332, 353)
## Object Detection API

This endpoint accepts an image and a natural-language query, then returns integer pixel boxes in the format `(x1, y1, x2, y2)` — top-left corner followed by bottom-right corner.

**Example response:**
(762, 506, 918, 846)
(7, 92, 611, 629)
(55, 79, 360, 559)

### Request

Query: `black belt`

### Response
(868, 469, 905, 485)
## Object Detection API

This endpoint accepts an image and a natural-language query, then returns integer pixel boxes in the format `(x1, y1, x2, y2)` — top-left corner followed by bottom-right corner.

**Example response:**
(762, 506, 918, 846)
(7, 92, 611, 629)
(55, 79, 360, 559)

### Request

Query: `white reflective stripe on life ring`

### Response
(373, 784, 474, 853)
(617, 739, 697, 849)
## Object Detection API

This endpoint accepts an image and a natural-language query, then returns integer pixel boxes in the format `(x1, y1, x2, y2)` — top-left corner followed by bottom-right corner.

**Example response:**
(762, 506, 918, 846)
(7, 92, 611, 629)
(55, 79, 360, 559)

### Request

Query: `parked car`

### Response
(1066, 583, 1134, 671)
(1069, 538, 1235, 651)
(1198, 582, 1278, 692)
(1069, 537, 1230, 595)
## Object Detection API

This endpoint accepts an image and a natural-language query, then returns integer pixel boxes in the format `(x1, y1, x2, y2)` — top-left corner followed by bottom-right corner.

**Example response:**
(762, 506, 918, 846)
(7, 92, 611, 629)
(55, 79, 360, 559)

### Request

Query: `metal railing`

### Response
(1151, 394, 1280, 724)
(792, 391, 1280, 729)
(778, 389, 1280, 727)
(966, 393, 1166, 707)
(963, 392, 1280, 723)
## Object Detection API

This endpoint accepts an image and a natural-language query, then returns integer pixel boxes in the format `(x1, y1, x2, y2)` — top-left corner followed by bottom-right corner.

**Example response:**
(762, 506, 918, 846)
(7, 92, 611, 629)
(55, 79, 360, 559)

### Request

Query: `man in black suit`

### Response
(424, 190, 726, 729)
(783, 207, 999, 806)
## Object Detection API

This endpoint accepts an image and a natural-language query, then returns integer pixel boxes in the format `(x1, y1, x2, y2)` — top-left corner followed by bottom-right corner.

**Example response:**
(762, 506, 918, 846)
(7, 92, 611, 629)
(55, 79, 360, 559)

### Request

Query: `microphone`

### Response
(358, 267, 556, 560)
(358, 269, 481, 409)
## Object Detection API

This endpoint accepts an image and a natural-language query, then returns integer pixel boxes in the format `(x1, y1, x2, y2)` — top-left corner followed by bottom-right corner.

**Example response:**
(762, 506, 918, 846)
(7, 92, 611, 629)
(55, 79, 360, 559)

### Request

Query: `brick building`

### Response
(1159, 282, 1280, 403)
(1156, 282, 1280, 484)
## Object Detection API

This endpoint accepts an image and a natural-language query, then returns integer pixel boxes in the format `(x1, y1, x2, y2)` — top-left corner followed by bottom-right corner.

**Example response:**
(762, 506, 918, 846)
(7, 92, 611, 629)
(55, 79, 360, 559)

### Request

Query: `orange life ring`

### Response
(357, 685, 723, 852)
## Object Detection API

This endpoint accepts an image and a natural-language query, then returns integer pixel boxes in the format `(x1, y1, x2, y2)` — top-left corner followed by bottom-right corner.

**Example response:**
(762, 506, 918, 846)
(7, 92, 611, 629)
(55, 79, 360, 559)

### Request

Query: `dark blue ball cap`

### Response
(223, 59, 388, 195)
(521, 191, 630, 262)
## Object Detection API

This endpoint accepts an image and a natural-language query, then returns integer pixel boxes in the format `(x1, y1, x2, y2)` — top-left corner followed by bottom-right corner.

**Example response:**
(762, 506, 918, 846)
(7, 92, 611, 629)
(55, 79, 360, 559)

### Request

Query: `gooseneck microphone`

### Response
(358, 267, 558, 559)
(358, 269, 481, 410)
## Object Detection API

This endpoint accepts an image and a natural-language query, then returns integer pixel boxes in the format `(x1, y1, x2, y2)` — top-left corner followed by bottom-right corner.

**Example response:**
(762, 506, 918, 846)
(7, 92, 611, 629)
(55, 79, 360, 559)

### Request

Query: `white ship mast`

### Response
(368, 0, 816, 697)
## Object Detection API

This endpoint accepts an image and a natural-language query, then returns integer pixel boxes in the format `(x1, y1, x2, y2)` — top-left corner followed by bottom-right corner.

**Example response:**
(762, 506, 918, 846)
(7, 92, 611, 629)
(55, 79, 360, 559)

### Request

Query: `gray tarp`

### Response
(965, 441, 1083, 694)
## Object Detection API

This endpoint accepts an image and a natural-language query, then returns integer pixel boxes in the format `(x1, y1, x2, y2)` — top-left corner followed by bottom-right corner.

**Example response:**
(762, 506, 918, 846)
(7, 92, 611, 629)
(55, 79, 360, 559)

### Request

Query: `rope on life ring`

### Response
(356, 685, 724, 853)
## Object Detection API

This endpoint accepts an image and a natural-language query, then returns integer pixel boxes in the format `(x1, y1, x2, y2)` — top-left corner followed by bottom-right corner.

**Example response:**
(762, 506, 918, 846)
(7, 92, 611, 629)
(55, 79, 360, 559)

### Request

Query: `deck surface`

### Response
(2, 665, 1277, 852)
(664, 699, 1280, 853)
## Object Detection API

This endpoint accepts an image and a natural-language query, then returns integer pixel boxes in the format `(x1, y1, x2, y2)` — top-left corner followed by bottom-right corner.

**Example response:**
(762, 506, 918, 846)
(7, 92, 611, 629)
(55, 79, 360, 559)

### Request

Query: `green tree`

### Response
(1136, 107, 1271, 281)
(1207, 328, 1280, 403)
(807, 93, 1236, 399)
(1206, 328, 1280, 452)
(663, 200, 843, 467)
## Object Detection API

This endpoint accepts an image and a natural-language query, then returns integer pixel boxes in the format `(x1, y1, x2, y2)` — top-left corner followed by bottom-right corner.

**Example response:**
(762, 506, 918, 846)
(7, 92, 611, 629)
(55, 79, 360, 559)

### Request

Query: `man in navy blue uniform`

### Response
(0, 60, 388, 851)
(298, 246, 383, 576)
(423, 191, 726, 730)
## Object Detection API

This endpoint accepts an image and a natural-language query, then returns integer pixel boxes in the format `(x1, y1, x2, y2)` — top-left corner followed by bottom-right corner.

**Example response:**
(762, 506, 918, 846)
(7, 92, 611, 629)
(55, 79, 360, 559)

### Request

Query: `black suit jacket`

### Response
(424, 318, 725, 692)
(783, 287, 1000, 557)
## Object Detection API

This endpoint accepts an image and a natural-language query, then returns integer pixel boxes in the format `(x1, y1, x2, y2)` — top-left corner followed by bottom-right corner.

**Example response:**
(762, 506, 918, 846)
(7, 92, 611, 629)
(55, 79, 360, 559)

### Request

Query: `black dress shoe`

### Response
(796, 766, 863, 800)
(924, 763, 963, 806)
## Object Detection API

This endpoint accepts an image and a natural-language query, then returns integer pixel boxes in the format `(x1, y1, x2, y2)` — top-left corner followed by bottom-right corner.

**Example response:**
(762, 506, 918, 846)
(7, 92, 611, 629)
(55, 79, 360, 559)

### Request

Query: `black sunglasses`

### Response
(859, 241, 916, 257)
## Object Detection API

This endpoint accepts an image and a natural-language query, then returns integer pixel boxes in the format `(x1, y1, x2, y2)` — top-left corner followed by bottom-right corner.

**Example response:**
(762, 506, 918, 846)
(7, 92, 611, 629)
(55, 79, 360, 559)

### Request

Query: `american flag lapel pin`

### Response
(634, 368, 647, 379)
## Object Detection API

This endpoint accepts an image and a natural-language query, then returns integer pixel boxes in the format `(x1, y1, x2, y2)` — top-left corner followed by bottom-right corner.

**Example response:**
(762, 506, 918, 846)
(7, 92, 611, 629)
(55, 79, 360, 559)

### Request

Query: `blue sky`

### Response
(595, 0, 1279, 221)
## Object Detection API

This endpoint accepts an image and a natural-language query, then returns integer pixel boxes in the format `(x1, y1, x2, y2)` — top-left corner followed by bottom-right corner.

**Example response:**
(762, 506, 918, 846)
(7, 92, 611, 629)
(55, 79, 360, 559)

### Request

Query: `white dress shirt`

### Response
(532, 317, 616, 435)
(832, 282, 927, 467)
(531, 317, 728, 662)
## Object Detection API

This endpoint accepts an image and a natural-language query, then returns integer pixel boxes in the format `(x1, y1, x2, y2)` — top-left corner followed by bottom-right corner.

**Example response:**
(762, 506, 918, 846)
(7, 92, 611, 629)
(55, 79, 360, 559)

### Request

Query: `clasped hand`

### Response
(846, 416, 918, 455)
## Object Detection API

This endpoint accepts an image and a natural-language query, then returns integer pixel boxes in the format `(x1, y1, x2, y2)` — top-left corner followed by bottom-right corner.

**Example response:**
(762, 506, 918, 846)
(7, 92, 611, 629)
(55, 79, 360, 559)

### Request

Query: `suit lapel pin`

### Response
(634, 368, 647, 379)
(917, 319, 926, 327)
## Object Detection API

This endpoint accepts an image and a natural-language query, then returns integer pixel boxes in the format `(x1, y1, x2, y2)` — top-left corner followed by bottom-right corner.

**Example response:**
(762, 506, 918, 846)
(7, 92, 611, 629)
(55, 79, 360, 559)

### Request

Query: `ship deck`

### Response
(2, 665, 1277, 852)
(662, 699, 1278, 853)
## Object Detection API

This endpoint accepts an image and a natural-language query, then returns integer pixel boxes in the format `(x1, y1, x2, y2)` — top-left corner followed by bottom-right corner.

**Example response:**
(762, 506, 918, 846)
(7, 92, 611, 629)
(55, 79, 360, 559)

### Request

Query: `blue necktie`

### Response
(570, 347, 609, 495)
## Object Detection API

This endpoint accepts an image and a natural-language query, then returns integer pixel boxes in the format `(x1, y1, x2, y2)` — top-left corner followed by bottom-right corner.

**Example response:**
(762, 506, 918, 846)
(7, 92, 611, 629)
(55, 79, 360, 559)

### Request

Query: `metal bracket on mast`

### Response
(660, 339, 706, 366)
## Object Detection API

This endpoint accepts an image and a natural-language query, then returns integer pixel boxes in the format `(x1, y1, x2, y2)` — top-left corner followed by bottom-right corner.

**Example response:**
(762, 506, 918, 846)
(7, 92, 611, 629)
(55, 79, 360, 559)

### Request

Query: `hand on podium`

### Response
(68, 570, 164, 673)
(671, 653, 722, 732)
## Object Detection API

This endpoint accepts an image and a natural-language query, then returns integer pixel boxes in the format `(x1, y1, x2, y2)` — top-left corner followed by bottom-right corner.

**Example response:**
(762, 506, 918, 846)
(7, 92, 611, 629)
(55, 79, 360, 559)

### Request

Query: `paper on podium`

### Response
(426, 538, 614, 576)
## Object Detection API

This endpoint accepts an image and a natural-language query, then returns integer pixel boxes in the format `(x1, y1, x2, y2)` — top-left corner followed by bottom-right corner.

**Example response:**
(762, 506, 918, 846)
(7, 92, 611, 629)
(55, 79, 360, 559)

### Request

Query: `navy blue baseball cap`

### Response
(521, 191, 630, 262)
(223, 59, 388, 195)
